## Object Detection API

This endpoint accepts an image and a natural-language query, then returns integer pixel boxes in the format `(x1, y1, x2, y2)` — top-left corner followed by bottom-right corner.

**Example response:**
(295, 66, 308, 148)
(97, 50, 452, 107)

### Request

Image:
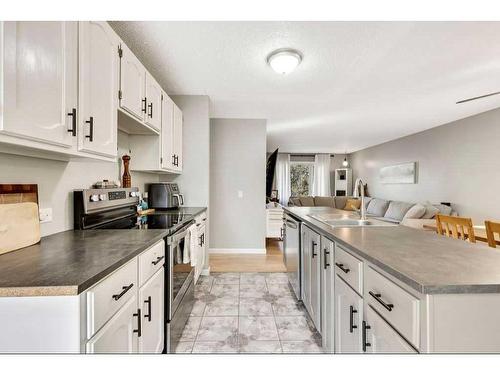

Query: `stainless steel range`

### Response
(74, 187, 195, 353)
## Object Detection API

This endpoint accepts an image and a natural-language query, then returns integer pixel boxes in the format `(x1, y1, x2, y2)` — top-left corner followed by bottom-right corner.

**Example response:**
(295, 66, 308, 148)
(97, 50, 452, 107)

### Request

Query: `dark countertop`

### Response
(0, 206, 207, 297)
(285, 207, 500, 295)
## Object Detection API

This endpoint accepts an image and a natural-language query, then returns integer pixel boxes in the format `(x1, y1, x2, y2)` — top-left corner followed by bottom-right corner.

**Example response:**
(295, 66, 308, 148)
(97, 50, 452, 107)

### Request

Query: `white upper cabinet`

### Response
(1, 21, 78, 148)
(172, 103, 183, 171)
(78, 21, 118, 158)
(144, 72, 162, 131)
(119, 43, 146, 121)
(161, 93, 175, 170)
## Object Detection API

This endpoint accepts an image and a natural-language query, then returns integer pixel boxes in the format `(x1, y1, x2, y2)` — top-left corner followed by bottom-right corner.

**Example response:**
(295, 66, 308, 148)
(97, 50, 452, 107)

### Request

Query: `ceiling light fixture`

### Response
(267, 48, 302, 75)
(343, 153, 349, 167)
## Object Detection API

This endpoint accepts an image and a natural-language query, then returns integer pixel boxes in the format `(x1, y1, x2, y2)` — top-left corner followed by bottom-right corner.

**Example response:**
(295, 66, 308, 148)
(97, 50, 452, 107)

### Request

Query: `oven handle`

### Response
(167, 221, 195, 244)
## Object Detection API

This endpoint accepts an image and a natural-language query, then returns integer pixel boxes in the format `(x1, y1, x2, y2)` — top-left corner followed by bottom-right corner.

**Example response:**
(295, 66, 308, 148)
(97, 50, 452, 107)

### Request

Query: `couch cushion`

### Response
(289, 197, 302, 206)
(384, 201, 415, 222)
(403, 204, 426, 219)
(299, 196, 315, 207)
(421, 201, 440, 219)
(314, 196, 336, 208)
(343, 198, 361, 211)
(366, 198, 390, 217)
(433, 204, 452, 216)
(363, 197, 372, 210)
(334, 196, 348, 210)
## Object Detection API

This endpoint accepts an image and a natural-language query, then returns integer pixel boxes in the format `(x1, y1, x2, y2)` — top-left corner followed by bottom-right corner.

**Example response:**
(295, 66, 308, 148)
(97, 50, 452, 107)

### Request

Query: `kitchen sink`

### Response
(308, 214, 397, 228)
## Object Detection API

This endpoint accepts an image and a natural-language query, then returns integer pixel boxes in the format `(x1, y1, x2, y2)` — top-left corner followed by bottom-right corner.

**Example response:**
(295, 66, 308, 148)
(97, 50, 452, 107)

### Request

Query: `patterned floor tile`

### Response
(275, 316, 320, 341)
(240, 273, 267, 285)
(197, 316, 239, 341)
(239, 340, 282, 353)
(240, 284, 269, 299)
(174, 341, 194, 354)
(192, 340, 239, 354)
(204, 297, 239, 316)
(272, 296, 306, 316)
(179, 317, 202, 341)
(239, 316, 279, 341)
(265, 273, 289, 284)
(213, 272, 241, 285)
(239, 298, 274, 316)
(281, 340, 323, 353)
(210, 284, 239, 297)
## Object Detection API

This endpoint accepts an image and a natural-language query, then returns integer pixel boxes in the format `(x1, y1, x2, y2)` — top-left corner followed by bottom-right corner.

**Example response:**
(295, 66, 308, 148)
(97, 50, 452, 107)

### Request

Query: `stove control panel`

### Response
(75, 187, 139, 215)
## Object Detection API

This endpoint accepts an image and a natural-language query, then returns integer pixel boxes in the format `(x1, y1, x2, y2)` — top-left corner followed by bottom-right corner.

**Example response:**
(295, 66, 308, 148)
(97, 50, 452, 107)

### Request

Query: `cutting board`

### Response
(0, 184, 41, 255)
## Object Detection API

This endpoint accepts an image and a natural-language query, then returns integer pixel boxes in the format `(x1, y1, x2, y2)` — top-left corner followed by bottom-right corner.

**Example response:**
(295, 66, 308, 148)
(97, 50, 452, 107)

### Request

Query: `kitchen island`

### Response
(284, 206, 500, 353)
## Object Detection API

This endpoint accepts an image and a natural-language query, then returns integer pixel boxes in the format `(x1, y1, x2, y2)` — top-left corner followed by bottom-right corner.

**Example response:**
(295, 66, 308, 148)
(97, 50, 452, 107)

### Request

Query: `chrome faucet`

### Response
(354, 178, 367, 221)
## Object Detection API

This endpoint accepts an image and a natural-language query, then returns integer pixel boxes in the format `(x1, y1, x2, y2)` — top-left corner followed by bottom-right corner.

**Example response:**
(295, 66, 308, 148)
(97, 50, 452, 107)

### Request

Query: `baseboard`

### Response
(201, 266, 211, 276)
(209, 248, 267, 254)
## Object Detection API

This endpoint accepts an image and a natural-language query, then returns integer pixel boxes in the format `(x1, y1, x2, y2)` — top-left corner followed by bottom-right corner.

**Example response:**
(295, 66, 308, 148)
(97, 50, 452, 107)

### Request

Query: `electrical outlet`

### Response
(237, 190, 243, 198)
(39, 208, 53, 223)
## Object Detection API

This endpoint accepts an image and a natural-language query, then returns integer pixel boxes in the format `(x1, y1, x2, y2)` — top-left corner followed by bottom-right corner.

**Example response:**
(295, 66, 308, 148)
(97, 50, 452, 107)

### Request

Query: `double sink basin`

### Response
(308, 213, 397, 228)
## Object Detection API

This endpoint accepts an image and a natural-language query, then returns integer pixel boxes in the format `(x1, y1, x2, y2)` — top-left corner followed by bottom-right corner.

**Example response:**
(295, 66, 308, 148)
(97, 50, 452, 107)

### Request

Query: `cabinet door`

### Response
(172, 103, 183, 171)
(78, 21, 118, 158)
(138, 268, 164, 353)
(301, 226, 310, 308)
(335, 274, 363, 353)
(161, 93, 175, 170)
(1, 21, 77, 148)
(321, 237, 335, 352)
(309, 229, 321, 330)
(86, 295, 138, 353)
(119, 43, 146, 121)
(363, 306, 417, 353)
(144, 72, 162, 131)
(195, 224, 206, 283)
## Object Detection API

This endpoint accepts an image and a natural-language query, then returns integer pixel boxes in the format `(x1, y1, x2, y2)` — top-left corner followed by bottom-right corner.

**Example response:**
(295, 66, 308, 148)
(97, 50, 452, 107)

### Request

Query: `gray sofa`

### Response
(288, 196, 456, 230)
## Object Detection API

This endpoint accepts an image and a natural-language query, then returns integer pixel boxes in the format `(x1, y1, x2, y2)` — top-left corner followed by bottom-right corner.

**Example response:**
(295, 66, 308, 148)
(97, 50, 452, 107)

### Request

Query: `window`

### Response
(290, 162, 314, 197)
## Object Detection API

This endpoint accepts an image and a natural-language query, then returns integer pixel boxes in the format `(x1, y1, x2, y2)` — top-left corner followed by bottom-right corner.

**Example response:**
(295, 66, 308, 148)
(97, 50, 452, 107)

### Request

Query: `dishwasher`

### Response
(283, 213, 302, 300)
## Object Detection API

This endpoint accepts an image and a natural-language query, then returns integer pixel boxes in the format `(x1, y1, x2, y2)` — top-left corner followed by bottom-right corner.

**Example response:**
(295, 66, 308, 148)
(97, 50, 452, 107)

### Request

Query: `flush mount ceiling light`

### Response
(267, 48, 302, 75)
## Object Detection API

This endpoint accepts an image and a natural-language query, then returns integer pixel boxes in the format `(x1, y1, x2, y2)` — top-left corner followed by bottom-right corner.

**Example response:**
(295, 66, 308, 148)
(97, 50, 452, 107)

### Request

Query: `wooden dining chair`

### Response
(435, 214, 476, 243)
(485, 220, 500, 248)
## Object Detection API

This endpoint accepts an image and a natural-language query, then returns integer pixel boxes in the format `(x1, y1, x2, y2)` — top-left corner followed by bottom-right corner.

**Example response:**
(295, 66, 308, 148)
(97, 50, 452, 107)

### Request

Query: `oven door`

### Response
(167, 224, 195, 321)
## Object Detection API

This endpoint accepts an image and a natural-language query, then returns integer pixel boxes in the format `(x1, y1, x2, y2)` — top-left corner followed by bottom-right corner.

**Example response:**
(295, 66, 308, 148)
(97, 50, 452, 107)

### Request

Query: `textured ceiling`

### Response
(110, 21, 500, 153)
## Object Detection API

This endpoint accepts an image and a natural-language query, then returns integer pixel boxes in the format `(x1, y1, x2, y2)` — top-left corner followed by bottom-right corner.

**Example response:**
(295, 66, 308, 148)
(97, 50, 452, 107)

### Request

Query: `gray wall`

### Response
(210, 118, 267, 251)
(350, 107, 500, 223)
(160, 95, 211, 207)
(0, 131, 159, 236)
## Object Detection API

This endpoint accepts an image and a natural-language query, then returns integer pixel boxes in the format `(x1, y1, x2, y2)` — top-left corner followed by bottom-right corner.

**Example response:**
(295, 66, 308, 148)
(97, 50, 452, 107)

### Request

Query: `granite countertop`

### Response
(0, 206, 208, 298)
(285, 206, 500, 295)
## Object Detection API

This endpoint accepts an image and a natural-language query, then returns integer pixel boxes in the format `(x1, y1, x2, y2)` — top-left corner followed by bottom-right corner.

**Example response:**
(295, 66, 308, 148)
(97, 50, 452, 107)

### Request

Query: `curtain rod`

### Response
(290, 153, 335, 157)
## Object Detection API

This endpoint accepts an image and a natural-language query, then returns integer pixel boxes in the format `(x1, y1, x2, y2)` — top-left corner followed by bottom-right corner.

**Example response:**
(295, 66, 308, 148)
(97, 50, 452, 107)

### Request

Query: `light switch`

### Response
(237, 190, 243, 198)
(39, 208, 53, 223)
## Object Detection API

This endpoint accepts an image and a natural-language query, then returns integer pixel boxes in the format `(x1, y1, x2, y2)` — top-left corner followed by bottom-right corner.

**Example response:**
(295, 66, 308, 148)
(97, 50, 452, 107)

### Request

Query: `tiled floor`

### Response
(174, 272, 323, 354)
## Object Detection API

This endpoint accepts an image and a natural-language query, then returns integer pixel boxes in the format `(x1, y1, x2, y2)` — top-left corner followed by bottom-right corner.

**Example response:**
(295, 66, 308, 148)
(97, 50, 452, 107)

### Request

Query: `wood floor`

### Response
(209, 239, 286, 273)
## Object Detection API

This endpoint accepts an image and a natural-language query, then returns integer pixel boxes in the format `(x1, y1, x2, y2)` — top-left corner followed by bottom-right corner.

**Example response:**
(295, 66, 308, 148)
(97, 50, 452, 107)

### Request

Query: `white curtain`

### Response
(276, 153, 291, 206)
(312, 154, 331, 196)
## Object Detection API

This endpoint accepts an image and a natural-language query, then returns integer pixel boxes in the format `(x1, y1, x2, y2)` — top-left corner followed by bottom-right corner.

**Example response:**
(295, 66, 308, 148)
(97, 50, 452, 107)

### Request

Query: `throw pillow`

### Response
(403, 204, 426, 220)
(343, 198, 361, 211)
(421, 201, 439, 219)
(433, 204, 452, 216)
(384, 201, 415, 222)
(299, 196, 315, 207)
(366, 198, 390, 217)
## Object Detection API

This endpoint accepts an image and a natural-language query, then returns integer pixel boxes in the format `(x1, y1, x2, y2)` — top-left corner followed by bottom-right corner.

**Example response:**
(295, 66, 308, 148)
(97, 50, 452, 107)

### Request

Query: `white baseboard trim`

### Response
(201, 266, 211, 276)
(209, 248, 266, 254)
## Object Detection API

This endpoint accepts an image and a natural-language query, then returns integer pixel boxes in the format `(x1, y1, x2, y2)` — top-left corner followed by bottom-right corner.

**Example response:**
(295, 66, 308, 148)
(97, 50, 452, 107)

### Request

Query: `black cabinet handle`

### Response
(148, 102, 153, 118)
(152, 256, 165, 266)
(142, 98, 147, 113)
(349, 305, 358, 333)
(85, 116, 94, 142)
(335, 262, 350, 274)
(202, 233, 205, 246)
(312, 241, 318, 258)
(324, 249, 330, 269)
(133, 308, 142, 337)
(144, 296, 152, 322)
(369, 291, 394, 312)
(112, 283, 133, 301)
(199, 235, 203, 246)
(362, 321, 371, 352)
(67, 108, 77, 136)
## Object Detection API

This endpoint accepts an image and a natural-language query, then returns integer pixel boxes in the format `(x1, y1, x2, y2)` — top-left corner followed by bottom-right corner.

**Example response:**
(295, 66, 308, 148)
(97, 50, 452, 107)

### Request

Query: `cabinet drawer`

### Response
(86, 258, 138, 338)
(365, 266, 420, 349)
(138, 240, 165, 287)
(334, 245, 363, 295)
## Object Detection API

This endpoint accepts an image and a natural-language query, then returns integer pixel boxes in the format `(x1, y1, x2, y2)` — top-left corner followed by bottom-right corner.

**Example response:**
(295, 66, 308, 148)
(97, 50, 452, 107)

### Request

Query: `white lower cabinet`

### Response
(363, 306, 417, 353)
(301, 225, 321, 331)
(86, 295, 139, 354)
(138, 268, 164, 353)
(194, 212, 208, 283)
(335, 274, 363, 353)
(321, 236, 335, 353)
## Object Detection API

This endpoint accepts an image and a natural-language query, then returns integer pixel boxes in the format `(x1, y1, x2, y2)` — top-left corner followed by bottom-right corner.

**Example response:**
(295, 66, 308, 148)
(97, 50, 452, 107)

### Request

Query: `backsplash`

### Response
(0, 131, 159, 236)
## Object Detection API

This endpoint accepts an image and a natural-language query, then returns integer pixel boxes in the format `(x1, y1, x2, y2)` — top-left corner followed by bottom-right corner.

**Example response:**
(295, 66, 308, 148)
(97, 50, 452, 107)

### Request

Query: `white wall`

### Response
(210, 118, 267, 252)
(160, 95, 210, 207)
(350, 107, 500, 223)
(0, 131, 159, 236)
